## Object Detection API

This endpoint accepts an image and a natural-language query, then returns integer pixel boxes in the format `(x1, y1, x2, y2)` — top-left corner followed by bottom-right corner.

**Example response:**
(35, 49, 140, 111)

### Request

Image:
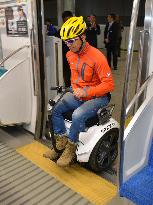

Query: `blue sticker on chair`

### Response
(0, 67, 7, 77)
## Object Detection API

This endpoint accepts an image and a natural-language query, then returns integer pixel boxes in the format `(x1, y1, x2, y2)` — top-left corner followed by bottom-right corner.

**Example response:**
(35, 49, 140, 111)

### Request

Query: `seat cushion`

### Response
(63, 110, 99, 128)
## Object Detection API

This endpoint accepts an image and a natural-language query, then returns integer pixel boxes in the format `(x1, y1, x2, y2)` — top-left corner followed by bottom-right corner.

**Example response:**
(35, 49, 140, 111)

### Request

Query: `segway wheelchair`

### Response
(47, 86, 119, 172)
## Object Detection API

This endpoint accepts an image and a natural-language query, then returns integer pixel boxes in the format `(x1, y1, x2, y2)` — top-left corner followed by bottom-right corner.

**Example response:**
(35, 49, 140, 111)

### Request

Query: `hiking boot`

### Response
(56, 140, 77, 167)
(43, 135, 68, 160)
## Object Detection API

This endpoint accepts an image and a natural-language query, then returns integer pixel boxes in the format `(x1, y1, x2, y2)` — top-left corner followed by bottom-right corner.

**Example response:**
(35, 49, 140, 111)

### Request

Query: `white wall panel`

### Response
(0, 0, 37, 134)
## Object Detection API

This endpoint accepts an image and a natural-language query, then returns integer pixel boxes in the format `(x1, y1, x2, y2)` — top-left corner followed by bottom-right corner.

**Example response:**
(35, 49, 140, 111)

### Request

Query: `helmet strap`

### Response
(76, 36, 86, 53)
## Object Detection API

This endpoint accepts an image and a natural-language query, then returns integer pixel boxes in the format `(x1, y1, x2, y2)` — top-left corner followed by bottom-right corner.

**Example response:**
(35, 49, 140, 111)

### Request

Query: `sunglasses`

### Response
(65, 38, 79, 45)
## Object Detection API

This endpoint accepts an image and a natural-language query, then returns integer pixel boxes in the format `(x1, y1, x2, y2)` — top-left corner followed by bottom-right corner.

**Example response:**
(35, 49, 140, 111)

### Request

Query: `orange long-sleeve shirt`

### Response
(66, 42, 114, 101)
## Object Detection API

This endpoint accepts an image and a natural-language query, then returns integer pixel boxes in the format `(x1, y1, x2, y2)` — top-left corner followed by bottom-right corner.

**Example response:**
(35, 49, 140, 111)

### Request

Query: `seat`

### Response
(63, 104, 114, 128)
(63, 110, 100, 128)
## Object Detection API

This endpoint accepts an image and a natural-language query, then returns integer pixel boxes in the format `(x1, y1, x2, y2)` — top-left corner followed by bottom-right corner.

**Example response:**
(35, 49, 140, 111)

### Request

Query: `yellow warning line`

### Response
(17, 141, 117, 205)
(125, 116, 133, 127)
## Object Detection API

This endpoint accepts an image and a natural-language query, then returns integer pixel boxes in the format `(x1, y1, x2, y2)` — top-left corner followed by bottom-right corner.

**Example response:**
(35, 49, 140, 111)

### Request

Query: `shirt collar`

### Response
(78, 42, 90, 56)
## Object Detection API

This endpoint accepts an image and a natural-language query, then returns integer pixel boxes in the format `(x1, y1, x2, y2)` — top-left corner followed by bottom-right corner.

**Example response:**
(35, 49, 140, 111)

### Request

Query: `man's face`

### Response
(90, 15, 96, 23)
(18, 10, 22, 16)
(65, 36, 84, 53)
(107, 15, 112, 23)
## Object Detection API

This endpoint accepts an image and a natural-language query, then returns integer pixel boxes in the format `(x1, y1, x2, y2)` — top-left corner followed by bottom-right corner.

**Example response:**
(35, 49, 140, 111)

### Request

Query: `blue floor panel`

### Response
(120, 140, 153, 205)
(120, 166, 153, 205)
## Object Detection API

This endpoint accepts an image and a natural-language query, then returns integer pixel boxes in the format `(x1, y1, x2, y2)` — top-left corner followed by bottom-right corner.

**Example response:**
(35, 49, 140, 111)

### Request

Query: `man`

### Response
(86, 14, 100, 48)
(44, 16, 114, 167)
(57, 11, 73, 87)
(104, 13, 119, 70)
(115, 15, 124, 57)
(45, 18, 58, 36)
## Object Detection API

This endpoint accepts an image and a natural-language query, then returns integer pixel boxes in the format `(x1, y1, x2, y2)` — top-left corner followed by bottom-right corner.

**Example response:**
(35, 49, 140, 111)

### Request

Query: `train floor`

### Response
(0, 50, 137, 205)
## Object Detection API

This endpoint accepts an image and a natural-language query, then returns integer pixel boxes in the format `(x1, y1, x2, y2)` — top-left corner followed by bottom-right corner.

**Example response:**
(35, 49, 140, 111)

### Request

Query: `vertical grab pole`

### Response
(133, 30, 145, 113)
(118, 0, 141, 188)
(134, 0, 152, 112)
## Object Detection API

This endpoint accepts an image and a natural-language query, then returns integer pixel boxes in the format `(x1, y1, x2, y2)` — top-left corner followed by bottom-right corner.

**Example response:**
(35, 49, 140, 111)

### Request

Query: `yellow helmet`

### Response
(60, 16, 86, 41)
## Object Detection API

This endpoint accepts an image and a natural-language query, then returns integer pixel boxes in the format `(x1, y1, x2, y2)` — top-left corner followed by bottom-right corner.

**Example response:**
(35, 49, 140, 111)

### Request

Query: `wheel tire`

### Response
(88, 128, 119, 173)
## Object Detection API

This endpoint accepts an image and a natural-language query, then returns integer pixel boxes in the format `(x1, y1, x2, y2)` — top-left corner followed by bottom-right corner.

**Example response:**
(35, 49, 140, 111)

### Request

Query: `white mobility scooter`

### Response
(47, 86, 119, 172)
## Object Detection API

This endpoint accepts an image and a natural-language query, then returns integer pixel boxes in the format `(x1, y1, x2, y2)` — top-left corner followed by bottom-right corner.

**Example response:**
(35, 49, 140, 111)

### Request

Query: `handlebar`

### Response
(48, 86, 70, 108)
(50, 86, 70, 93)
(50, 86, 63, 93)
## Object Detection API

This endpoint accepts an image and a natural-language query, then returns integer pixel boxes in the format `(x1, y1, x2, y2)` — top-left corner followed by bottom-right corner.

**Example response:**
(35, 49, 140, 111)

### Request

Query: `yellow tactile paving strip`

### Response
(17, 141, 117, 205)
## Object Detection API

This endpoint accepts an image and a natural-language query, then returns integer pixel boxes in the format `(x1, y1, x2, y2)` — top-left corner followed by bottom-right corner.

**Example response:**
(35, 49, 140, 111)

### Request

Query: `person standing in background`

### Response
(57, 11, 73, 87)
(86, 14, 100, 48)
(45, 18, 58, 37)
(104, 13, 119, 70)
(115, 15, 124, 58)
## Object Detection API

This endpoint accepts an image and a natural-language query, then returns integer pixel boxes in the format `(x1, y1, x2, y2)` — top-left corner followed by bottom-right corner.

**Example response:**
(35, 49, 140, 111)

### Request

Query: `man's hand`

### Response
(90, 21, 96, 28)
(105, 38, 109, 43)
(73, 88, 87, 98)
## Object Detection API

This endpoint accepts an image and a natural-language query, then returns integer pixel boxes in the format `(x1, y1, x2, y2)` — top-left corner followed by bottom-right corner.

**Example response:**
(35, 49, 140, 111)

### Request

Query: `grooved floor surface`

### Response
(17, 141, 117, 205)
(0, 142, 93, 205)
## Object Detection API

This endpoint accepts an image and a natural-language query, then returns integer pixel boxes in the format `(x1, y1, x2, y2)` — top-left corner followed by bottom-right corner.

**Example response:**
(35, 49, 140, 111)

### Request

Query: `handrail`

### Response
(126, 72, 153, 115)
(133, 30, 145, 113)
(118, 0, 141, 188)
(0, 45, 30, 67)
(0, 58, 30, 77)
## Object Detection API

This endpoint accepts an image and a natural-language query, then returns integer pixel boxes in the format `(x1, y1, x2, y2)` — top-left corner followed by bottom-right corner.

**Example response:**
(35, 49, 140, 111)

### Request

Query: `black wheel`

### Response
(88, 128, 119, 173)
